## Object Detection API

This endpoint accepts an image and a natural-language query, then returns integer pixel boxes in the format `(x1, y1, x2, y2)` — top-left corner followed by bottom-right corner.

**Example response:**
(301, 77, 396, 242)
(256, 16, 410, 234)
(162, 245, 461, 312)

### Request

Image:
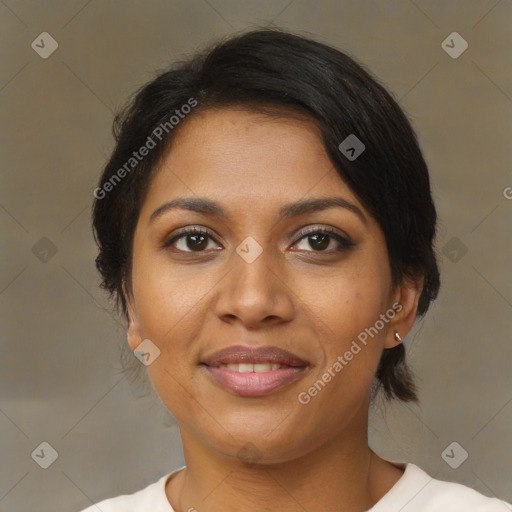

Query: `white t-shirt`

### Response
(79, 462, 511, 511)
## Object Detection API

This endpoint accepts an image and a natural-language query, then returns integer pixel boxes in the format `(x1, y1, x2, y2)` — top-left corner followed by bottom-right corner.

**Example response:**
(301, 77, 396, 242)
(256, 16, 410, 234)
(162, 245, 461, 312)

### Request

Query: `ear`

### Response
(124, 283, 142, 351)
(384, 274, 424, 349)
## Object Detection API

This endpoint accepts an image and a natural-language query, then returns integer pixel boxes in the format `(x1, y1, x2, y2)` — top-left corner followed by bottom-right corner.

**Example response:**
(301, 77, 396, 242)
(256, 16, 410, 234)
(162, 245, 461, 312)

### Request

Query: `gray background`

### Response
(1, 1, 511, 510)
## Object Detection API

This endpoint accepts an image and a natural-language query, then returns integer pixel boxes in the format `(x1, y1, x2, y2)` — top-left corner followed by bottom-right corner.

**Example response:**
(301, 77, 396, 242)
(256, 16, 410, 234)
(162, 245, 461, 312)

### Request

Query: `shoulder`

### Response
(77, 467, 184, 512)
(373, 462, 512, 512)
(420, 474, 512, 511)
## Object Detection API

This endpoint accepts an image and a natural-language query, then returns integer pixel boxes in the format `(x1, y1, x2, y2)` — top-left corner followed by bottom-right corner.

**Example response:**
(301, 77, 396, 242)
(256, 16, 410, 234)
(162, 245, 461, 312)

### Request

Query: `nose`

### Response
(213, 244, 295, 329)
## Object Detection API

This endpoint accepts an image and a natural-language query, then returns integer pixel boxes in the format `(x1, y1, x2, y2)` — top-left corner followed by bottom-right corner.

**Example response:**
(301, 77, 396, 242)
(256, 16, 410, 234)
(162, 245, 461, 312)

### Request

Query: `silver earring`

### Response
(394, 331, 402, 343)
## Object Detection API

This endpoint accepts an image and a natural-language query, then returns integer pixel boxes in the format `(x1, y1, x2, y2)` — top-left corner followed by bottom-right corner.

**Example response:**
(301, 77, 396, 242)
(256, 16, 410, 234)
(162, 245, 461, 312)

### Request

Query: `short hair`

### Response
(92, 28, 440, 404)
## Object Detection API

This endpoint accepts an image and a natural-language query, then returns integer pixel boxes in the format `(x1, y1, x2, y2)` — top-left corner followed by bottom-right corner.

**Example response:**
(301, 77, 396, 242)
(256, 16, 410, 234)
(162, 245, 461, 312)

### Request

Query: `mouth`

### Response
(199, 345, 310, 397)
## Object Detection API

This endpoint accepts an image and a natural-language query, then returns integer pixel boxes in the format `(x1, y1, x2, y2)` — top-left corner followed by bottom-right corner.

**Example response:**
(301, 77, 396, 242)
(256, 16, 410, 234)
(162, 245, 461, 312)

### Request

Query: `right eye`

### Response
(163, 227, 222, 253)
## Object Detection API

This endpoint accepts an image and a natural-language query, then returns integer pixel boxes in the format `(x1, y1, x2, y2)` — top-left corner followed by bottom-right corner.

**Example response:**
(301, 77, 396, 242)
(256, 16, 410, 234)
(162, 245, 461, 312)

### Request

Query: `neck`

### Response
(166, 407, 402, 512)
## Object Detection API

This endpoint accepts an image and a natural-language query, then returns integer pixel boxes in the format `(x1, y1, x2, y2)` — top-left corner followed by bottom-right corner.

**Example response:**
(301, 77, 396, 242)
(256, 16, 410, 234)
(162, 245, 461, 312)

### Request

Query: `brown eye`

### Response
(164, 227, 221, 252)
(293, 228, 355, 252)
(306, 233, 331, 251)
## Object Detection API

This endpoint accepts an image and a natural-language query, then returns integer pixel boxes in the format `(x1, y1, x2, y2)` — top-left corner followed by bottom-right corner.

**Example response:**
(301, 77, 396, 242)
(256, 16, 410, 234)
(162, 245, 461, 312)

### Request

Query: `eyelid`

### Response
(294, 225, 353, 242)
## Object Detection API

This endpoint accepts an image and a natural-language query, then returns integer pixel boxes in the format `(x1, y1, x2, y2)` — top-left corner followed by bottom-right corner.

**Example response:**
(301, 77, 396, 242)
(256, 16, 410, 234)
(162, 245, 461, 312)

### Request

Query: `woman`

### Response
(82, 29, 511, 511)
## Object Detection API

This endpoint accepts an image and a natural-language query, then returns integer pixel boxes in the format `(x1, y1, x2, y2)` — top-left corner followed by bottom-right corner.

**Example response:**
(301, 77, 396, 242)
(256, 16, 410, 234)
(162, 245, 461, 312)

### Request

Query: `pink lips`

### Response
(200, 344, 310, 397)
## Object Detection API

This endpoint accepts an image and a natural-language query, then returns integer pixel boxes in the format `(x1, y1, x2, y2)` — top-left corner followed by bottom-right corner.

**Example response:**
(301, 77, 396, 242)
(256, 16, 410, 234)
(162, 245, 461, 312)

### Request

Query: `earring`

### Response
(394, 331, 402, 343)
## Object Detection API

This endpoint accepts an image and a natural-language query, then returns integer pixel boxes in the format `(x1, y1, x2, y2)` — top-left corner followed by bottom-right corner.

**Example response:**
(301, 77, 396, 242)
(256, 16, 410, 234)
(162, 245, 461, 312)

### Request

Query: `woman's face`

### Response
(126, 108, 417, 463)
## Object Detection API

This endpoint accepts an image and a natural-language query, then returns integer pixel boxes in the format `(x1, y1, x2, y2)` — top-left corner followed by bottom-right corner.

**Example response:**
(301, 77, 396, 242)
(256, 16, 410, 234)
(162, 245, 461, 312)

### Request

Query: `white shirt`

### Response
(79, 462, 511, 511)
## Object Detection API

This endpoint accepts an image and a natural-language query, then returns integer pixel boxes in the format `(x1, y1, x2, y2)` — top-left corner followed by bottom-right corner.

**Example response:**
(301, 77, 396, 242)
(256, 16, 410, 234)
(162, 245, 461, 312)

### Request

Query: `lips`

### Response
(200, 345, 310, 397)
(201, 345, 309, 367)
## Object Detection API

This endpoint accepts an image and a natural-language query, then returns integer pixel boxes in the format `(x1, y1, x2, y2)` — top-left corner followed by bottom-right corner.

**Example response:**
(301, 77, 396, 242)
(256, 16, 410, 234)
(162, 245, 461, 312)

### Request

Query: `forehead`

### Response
(142, 108, 363, 211)
(163, 107, 328, 176)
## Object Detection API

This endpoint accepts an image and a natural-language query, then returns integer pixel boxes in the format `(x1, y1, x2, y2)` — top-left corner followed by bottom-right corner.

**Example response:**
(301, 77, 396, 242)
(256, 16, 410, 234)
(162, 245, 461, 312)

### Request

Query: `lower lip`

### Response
(201, 365, 308, 397)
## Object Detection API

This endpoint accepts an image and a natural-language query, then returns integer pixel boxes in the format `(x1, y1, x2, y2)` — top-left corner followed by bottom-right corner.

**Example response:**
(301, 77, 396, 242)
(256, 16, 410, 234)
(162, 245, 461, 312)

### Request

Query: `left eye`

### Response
(293, 228, 354, 252)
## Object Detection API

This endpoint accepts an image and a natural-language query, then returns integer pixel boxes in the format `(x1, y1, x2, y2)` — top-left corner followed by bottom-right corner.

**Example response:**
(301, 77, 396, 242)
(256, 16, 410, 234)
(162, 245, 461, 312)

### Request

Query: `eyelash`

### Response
(162, 226, 355, 253)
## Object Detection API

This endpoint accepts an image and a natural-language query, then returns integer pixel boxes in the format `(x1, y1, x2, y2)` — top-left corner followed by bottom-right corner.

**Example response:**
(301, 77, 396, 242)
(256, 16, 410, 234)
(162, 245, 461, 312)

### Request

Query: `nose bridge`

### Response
(231, 237, 277, 301)
(213, 235, 294, 325)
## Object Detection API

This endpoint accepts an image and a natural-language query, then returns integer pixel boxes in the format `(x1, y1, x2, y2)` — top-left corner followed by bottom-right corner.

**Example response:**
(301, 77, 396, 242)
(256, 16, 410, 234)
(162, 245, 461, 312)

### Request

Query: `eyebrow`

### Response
(149, 196, 367, 225)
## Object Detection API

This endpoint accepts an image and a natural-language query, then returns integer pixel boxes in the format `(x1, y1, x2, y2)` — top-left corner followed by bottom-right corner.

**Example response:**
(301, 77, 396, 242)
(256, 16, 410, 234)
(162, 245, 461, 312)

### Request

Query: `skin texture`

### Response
(125, 108, 422, 512)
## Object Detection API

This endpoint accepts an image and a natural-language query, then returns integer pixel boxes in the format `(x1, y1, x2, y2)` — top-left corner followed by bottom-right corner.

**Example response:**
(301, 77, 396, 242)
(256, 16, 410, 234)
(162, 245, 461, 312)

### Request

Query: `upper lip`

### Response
(201, 345, 309, 367)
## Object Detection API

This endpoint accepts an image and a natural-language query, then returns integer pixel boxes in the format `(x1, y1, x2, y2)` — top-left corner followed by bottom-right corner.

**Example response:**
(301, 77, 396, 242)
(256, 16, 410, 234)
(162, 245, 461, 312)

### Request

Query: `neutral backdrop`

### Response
(1, 1, 511, 511)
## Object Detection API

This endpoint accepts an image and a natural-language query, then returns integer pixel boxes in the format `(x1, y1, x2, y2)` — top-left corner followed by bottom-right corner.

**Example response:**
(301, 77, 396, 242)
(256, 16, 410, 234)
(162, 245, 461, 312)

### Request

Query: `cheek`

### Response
(300, 257, 389, 342)
(296, 254, 390, 390)
(129, 250, 212, 401)
(132, 261, 207, 420)
(132, 247, 211, 339)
